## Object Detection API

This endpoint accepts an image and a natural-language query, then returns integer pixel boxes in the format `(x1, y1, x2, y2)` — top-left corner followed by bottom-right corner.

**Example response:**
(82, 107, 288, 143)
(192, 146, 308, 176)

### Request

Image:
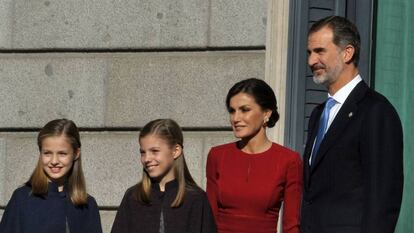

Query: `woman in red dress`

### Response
(206, 78, 302, 233)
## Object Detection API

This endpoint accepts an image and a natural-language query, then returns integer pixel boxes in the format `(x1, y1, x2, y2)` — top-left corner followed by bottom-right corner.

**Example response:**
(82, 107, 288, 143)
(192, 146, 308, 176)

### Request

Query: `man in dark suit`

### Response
(301, 16, 404, 233)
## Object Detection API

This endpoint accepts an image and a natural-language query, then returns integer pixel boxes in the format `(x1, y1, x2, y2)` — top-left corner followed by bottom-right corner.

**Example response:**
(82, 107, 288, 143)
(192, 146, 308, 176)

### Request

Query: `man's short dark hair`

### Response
(309, 16, 361, 67)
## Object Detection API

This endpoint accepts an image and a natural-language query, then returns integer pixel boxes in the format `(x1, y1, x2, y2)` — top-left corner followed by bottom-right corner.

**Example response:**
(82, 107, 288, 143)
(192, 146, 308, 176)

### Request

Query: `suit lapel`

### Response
(310, 81, 369, 172)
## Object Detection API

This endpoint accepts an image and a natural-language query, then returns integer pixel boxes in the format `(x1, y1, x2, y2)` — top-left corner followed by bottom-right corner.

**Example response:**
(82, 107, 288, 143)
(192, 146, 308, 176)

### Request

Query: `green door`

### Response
(375, 1, 414, 232)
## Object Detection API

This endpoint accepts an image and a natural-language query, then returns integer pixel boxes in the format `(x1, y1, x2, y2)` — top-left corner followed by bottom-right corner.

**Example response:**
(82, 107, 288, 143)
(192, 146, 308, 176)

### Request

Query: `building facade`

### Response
(1, 0, 412, 232)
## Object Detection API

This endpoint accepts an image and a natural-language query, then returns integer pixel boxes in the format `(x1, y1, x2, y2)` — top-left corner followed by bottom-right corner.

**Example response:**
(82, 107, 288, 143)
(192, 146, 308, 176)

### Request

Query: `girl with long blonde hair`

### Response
(0, 119, 102, 233)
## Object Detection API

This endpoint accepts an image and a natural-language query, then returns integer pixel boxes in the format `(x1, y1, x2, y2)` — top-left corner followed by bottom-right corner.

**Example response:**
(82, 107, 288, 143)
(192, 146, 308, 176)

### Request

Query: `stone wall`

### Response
(0, 0, 268, 231)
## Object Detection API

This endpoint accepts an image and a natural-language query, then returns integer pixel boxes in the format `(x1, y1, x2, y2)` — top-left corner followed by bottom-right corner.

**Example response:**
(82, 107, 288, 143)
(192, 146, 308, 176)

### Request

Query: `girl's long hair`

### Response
(28, 118, 88, 206)
(136, 119, 198, 207)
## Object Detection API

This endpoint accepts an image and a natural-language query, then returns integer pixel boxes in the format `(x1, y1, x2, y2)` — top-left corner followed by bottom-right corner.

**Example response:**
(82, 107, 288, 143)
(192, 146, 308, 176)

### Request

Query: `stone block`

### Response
(5, 0, 267, 49)
(81, 132, 141, 207)
(182, 135, 204, 186)
(100, 210, 117, 233)
(0, 0, 12, 48)
(105, 52, 265, 127)
(210, 0, 267, 47)
(12, 0, 208, 49)
(0, 54, 107, 128)
(1, 133, 38, 205)
(1, 52, 264, 128)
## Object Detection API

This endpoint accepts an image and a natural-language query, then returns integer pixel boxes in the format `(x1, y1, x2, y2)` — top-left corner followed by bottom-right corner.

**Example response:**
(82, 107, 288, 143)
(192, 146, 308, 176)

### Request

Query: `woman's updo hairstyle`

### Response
(225, 78, 279, 128)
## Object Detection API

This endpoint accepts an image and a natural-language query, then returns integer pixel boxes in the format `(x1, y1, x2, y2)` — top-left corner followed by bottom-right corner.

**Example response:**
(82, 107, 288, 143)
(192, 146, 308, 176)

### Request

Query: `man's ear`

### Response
(343, 44, 355, 64)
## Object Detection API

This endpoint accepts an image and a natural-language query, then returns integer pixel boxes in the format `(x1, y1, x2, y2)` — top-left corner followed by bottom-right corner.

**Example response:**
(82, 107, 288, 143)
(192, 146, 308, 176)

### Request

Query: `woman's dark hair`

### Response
(225, 78, 279, 128)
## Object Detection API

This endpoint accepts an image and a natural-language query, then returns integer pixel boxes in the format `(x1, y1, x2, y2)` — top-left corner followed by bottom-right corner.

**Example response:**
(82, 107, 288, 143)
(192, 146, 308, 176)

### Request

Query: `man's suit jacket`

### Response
(300, 81, 403, 233)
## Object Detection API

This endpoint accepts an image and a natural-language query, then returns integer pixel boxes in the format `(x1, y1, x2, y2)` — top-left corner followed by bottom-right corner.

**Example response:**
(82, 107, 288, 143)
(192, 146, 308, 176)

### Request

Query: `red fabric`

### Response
(206, 142, 302, 233)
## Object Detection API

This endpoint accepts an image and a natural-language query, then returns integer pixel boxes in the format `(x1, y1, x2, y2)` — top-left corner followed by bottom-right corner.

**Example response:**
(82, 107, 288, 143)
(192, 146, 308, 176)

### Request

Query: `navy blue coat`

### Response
(0, 182, 103, 233)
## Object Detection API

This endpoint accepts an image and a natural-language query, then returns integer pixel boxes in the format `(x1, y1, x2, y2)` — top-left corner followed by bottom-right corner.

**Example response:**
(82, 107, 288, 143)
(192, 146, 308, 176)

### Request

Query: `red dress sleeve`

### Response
(206, 148, 219, 217)
(282, 153, 303, 233)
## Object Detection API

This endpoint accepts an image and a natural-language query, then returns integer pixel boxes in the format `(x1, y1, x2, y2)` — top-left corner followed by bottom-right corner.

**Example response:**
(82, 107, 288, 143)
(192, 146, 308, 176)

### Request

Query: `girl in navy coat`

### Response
(0, 119, 103, 233)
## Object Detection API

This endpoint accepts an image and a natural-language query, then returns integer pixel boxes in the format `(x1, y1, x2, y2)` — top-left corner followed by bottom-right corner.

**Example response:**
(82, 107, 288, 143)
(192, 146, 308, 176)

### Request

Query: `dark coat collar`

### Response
(47, 181, 68, 197)
(151, 179, 179, 194)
